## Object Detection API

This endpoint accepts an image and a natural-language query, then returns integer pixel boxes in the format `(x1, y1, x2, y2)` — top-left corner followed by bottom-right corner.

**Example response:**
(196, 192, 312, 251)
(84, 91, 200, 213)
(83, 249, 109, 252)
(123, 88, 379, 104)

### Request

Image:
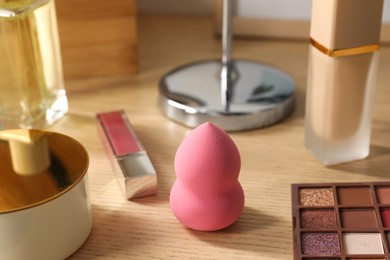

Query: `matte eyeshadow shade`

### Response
(340, 209, 378, 229)
(387, 232, 390, 249)
(344, 259, 385, 260)
(300, 209, 337, 229)
(381, 209, 390, 228)
(299, 188, 334, 206)
(351, 259, 386, 260)
(337, 186, 372, 205)
(376, 186, 390, 204)
(301, 232, 340, 255)
(303, 259, 340, 260)
(343, 233, 384, 254)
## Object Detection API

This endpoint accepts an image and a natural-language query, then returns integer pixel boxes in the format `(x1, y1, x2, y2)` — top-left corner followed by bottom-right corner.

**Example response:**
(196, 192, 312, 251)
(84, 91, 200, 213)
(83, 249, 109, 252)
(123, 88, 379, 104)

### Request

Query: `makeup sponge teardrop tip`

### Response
(170, 122, 245, 231)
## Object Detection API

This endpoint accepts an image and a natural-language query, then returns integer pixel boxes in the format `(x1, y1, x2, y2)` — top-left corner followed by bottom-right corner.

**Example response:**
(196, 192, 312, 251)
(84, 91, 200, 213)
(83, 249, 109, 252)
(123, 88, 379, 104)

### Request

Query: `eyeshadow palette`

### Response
(292, 182, 390, 260)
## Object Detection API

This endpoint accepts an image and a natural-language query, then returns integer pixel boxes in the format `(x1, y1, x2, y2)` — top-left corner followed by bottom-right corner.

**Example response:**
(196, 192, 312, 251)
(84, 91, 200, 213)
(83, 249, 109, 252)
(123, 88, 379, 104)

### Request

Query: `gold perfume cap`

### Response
(310, 0, 384, 50)
(0, 129, 50, 175)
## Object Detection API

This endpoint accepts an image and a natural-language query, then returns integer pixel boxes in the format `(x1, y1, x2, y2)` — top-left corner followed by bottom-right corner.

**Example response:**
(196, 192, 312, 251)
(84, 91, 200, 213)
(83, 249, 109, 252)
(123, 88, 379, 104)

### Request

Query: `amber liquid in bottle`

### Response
(0, 0, 67, 129)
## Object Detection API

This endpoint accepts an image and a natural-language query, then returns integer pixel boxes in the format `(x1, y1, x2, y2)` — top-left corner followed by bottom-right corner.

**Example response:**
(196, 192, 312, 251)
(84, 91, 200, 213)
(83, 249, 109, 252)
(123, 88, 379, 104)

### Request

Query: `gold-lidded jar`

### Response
(0, 129, 92, 259)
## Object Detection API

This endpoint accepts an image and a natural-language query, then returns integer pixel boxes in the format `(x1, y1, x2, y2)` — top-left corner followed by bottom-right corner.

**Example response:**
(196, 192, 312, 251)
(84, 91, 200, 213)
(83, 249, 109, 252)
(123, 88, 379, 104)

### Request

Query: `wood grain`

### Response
(46, 15, 390, 259)
(55, 0, 136, 19)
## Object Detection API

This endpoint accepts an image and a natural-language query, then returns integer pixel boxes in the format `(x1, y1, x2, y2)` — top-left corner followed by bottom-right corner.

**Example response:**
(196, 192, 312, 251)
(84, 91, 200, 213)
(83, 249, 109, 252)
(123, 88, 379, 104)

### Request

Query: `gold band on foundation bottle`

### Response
(305, 0, 384, 165)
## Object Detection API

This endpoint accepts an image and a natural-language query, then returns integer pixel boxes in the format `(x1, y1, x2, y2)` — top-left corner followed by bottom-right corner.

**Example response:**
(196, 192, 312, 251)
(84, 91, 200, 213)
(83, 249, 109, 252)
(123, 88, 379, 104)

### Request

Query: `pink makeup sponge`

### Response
(170, 122, 245, 231)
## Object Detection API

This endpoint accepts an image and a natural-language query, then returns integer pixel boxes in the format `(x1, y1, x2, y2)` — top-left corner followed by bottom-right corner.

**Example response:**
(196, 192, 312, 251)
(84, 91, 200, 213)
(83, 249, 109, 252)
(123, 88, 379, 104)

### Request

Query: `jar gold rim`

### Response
(0, 130, 89, 214)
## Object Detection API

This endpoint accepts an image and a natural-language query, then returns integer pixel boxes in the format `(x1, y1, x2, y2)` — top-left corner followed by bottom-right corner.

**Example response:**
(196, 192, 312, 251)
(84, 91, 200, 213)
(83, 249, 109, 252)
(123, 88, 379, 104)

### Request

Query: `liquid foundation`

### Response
(305, 0, 384, 165)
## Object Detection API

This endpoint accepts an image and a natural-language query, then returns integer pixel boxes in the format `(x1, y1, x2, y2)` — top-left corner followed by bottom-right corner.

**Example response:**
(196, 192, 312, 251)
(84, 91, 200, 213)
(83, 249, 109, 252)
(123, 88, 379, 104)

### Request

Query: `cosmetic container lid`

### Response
(310, 0, 384, 50)
(0, 129, 89, 213)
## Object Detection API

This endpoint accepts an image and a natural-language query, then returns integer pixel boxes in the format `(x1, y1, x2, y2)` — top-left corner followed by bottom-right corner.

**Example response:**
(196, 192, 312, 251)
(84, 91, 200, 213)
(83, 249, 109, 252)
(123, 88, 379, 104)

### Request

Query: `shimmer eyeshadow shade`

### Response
(301, 232, 340, 255)
(292, 182, 390, 259)
(300, 209, 337, 229)
(299, 187, 334, 207)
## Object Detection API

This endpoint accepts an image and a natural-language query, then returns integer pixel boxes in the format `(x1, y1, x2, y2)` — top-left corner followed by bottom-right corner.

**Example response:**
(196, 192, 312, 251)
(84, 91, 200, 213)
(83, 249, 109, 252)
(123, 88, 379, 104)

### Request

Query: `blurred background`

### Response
(138, 0, 214, 15)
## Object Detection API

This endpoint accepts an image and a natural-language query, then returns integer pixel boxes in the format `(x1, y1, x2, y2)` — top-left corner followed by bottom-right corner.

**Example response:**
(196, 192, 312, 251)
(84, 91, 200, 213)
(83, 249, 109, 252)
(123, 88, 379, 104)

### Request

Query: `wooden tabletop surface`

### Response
(50, 15, 390, 259)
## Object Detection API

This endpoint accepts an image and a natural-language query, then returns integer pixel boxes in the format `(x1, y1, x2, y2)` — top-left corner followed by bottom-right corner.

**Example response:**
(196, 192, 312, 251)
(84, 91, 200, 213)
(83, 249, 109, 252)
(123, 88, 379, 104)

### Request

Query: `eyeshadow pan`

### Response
(337, 187, 372, 205)
(380, 209, 390, 228)
(340, 209, 378, 229)
(376, 186, 390, 204)
(299, 187, 334, 207)
(343, 233, 384, 255)
(301, 209, 337, 229)
(301, 232, 341, 256)
(292, 183, 390, 259)
(304, 258, 340, 260)
(345, 259, 386, 260)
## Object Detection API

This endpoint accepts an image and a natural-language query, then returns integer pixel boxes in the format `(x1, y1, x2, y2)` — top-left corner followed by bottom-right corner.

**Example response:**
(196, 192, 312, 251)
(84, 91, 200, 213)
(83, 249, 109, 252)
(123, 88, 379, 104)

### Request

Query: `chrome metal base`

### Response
(159, 59, 296, 131)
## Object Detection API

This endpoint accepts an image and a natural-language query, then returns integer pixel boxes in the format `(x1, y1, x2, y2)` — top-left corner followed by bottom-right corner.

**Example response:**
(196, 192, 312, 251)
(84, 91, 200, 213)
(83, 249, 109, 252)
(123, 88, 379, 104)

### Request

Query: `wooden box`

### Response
(55, 0, 138, 79)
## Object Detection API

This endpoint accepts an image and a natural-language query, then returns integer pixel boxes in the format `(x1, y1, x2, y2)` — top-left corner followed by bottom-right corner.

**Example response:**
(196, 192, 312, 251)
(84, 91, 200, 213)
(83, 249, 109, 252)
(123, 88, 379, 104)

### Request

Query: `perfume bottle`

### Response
(0, 0, 68, 129)
(305, 0, 384, 165)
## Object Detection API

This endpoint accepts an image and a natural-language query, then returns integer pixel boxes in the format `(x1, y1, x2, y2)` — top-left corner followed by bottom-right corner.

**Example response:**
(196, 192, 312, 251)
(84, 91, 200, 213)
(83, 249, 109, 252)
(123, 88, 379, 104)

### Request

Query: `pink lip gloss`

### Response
(97, 110, 157, 199)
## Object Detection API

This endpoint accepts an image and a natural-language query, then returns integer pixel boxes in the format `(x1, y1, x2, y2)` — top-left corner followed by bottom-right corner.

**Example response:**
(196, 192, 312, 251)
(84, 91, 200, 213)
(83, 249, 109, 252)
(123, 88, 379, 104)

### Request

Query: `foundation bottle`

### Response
(305, 0, 384, 165)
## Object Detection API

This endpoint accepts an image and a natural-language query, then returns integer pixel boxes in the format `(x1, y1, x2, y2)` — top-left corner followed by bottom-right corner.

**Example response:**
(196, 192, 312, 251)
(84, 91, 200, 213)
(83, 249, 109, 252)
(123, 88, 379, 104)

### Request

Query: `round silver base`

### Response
(159, 59, 296, 131)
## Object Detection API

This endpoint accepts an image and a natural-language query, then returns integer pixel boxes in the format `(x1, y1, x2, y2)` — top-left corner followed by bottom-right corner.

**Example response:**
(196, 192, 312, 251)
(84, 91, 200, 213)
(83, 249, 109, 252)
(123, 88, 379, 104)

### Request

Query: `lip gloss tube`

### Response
(97, 110, 157, 199)
(305, 0, 384, 165)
